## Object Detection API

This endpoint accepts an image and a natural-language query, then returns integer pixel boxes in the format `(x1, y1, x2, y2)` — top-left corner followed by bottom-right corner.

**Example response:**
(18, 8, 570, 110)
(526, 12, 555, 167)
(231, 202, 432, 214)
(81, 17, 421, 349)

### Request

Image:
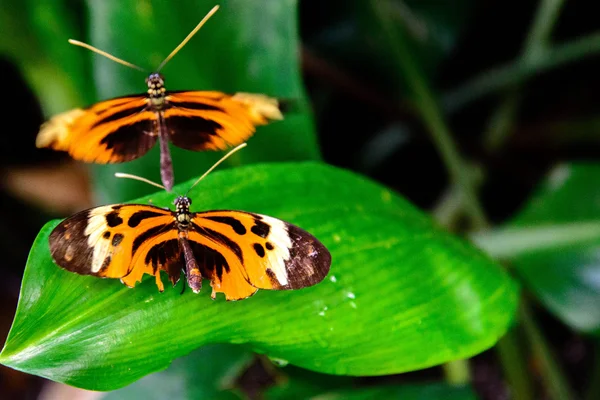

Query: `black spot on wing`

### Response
(192, 223, 243, 263)
(112, 233, 124, 246)
(128, 210, 167, 227)
(102, 231, 110, 239)
(253, 243, 265, 258)
(132, 223, 173, 255)
(106, 212, 123, 227)
(203, 216, 247, 235)
(266, 242, 274, 250)
(251, 219, 270, 238)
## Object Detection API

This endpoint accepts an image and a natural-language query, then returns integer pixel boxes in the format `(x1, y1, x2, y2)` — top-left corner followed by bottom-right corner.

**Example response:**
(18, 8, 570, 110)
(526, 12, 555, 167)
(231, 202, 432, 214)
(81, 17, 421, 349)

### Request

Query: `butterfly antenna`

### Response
(185, 142, 247, 195)
(69, 39, 146, 72)
(156, 5, 220, 71)
(114, 173, 166, 190)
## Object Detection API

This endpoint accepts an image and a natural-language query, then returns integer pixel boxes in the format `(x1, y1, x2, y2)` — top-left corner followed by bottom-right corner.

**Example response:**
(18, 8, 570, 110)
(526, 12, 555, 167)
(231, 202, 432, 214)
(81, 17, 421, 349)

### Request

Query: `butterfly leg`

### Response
(179, 236, 203, 293)
(158, 113, 174, 191)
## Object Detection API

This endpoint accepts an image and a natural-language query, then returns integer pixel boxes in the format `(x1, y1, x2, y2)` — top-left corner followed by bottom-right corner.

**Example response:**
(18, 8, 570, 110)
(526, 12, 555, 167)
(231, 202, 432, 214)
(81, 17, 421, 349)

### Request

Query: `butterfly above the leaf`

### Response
(46, 144, 331, 300)
(35, 5, 283, 191)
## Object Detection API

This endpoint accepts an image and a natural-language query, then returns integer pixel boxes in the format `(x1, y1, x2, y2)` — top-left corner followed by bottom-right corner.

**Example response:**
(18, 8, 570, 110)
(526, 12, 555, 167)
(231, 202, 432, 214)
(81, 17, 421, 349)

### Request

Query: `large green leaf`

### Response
(486, 163, 600, 334)
(83, 0, 320, 203)
(0, 162, 517, 390)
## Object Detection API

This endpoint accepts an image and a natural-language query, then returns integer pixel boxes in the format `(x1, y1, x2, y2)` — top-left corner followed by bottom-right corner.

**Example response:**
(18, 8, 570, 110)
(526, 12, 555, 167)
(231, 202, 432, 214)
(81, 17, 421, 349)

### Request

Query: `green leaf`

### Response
(83, 0, 320, 203)
(1, 162, 517, 390)
(102, 344, 253, 400)
(498, 163, 600, 334)
(265, 365, 477, 400)
(265, 366, 354, 400)
(0, 0, 90, 115)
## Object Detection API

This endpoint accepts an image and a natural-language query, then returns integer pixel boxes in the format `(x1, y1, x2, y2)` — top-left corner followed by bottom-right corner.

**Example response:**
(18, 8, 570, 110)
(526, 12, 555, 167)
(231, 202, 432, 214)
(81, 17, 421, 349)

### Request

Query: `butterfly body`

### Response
(36, 75, 283, 191)
(48, 196, 331, 300)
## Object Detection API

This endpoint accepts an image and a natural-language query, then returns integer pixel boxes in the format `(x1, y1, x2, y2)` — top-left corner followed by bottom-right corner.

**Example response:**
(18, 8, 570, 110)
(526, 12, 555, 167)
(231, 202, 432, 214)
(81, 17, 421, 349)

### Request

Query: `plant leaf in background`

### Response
(304, 0, 474, 93)
(0, 162, 518, 390)
(263, 365, 477, 400)
(264, 365, 354, 400)
(489, 163, 600, 334)
(84, 0, 321, 203)
(103, 344, 253, 400)
(301, 0, 475, 178)
(308, 383, 477, 400)
(0, 0, 91, 115)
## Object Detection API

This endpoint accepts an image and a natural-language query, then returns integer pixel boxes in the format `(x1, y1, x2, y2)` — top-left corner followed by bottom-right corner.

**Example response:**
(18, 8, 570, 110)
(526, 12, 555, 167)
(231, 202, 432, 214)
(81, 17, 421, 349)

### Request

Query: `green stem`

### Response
(523, 0, 565, 57)
(441, 360, 471, 386)
(443, 31, 600, 113)
(482, 0, 565, 152)
(521, 302, 576, 400)
(370, 0, 487, 231)
(482, 89, 522, 152)
(469, 221, 600, 260)
(496, 330, 534, 400)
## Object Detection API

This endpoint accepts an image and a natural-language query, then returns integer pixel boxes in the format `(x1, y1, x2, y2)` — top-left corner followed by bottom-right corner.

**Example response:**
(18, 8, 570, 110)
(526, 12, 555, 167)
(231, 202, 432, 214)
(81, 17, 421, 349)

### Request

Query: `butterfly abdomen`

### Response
(180, 236, 202, 293)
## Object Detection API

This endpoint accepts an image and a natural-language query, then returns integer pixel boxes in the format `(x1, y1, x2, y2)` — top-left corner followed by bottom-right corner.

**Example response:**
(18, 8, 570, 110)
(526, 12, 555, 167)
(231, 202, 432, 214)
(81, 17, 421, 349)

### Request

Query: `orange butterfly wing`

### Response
(165, 91, 283, 151)
(189, 210, 331, 300)
(48, 204, 181, 291)
(36, 96, 157, 163)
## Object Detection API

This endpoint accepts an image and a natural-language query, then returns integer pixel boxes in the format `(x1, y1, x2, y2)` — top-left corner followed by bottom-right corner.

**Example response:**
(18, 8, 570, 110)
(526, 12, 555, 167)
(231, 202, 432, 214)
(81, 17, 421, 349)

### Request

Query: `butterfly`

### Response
(46, 144, 331, 300)
(35, 5, 283, 192)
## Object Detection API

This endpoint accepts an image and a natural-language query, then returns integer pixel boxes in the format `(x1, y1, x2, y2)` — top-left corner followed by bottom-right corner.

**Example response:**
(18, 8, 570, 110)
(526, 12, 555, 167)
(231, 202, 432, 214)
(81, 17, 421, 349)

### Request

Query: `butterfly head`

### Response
(174, 196, 192, 212)
(146, 73, 166, 102)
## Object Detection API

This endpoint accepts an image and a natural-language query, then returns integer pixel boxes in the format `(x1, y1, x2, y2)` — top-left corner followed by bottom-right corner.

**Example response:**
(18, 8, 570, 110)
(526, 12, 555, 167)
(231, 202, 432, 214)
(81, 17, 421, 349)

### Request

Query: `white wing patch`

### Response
(36, 108, 86, 150)
(85, 206, 114, 273)
(259, 215, 292, 286)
